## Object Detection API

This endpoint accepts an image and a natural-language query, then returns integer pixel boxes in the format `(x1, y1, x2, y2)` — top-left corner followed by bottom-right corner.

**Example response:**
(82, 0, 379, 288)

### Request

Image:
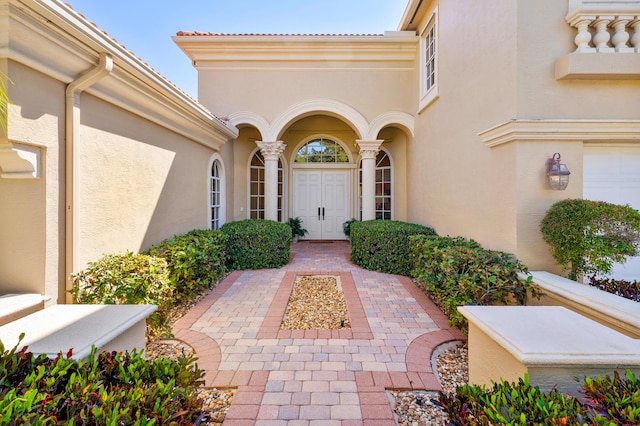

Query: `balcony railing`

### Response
(556, 0, 640, 79)
(566, 0, 640, 52)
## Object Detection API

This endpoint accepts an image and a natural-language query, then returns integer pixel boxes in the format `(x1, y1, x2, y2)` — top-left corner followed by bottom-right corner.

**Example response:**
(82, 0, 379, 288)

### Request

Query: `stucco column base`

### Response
(357, 140, 384, 221)
(257, 141, 286, 221)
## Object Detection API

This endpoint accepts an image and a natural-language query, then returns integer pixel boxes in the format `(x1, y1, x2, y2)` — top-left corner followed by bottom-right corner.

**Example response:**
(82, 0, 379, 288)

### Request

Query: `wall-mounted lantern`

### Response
(546, 152, 570, 190)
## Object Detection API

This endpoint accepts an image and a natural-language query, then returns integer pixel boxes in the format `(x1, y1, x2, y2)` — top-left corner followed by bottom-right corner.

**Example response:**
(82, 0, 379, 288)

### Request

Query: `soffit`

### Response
(5, 0, 237, 147)
(173, 32, 418, 67)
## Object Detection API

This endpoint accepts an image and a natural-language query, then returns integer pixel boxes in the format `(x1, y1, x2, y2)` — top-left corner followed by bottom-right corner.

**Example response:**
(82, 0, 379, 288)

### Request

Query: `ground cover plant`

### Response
(541, 199, 640, 281)
(0, 337, 204, 425)
(440, 371, 640, 425)
(588, 275, 640, 303)
(350, 220, 436, 276)
(220, 219, 291, 270)
(410, 235, 540, 330)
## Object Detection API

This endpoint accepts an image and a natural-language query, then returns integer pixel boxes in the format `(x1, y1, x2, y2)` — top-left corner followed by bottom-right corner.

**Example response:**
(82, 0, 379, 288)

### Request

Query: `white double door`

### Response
(293, 170, 351, 240)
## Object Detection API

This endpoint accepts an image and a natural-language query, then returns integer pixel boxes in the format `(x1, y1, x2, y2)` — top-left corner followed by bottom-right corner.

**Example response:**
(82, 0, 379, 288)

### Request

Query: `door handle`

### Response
(322, 208, 325, 220)
(318, 207, 321, 220)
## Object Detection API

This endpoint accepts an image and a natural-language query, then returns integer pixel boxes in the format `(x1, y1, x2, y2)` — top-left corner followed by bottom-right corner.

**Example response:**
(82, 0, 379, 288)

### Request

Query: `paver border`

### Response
(257, 271, 374, 340)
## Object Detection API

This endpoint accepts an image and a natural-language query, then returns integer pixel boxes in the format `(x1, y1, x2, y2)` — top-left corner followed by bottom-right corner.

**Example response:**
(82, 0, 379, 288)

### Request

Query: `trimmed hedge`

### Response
(0, 340, 204, 424)
(350, 220, 436, 276)
(220, 219, 291, 270)
(410, 235, 539, 330)
(147, 229, 228, 301)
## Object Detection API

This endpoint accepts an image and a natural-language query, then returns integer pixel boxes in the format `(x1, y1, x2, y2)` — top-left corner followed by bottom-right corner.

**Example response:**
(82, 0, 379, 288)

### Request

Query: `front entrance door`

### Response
(293, 170, 350, 240)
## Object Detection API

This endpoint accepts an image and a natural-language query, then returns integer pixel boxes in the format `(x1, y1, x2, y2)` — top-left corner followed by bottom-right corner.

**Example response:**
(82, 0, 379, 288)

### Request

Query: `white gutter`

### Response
(64, 52, 113, 302)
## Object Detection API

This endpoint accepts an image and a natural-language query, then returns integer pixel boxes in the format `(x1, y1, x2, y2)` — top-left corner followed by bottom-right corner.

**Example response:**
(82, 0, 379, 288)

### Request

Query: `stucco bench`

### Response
(527, 271, 640, 338)
(459, 305, 640, 396)
(0, 293, 51, 326)
(0, 304, 156, 359)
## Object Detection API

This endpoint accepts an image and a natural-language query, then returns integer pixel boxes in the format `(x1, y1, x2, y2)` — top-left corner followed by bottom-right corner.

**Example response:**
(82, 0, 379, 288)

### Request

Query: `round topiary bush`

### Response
(220, 219, 292, 270)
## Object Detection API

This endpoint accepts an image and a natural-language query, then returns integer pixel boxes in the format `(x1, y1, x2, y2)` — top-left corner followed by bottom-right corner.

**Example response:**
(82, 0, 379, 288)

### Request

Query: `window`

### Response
(250, 150, 283, 221)
(210, 160, 222, 229)
(419, 10, 439, 112)
(295, 138, 349, 163)
(359, 150, 393, 220)
(423, 23, 436, 93)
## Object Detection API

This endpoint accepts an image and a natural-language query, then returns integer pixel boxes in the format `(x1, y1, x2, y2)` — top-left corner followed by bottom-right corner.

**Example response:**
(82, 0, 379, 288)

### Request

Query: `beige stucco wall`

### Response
(1, 61, 65, 301)
(407, 0, 520, 248)
(76, 95, 215, 268)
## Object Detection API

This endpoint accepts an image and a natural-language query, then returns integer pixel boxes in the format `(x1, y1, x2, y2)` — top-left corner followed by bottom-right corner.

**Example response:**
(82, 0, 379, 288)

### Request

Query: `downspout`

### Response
(65, 52, 113, 303)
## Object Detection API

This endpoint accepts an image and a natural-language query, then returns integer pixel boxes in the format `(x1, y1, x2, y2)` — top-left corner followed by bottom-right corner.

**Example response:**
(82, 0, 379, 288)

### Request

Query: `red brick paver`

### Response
(173, 241, 464, 424)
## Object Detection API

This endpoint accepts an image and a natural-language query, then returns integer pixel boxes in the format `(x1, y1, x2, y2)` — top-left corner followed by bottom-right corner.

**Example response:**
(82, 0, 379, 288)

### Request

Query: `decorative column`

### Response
(357, 140, 384, 221)
(257, 141, 286, 221)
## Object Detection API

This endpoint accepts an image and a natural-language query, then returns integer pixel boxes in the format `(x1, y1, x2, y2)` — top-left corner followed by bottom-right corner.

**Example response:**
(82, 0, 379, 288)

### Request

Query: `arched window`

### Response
(210, 160, 222, 229)
(295, 138, 349, 163)
(359, 150, 392, 220)
(250, 150, 283, 221)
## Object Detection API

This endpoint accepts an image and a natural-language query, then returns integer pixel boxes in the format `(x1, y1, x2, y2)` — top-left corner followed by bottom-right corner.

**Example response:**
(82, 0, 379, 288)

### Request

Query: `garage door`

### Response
(583, 145, 640, 281)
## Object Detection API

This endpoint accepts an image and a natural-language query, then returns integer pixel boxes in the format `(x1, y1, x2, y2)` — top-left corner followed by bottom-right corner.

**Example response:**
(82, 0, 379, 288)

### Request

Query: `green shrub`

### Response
(342, 218, 358, 238)
(220, 219, 291, 270)
(147, 229, 228, 300)
(70, 252, 173, 335)
(541, 199, 640, 281)
(350, 220, 436, 276)
(410, 235, 539, 330)
(0, 337, 204, 425)
(440, 375, 588, 425)
(440, 371, 640, 425)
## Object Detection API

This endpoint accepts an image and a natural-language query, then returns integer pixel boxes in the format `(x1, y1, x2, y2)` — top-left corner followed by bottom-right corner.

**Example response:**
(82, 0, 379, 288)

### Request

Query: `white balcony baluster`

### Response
(593, 16, 614, 51)
(631, 18, 640, 52)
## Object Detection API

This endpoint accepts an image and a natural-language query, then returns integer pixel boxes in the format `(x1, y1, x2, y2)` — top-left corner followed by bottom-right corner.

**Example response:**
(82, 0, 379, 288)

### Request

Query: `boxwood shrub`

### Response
(350, 220, 436, 276)
(410, 235, 540, 330)
(0, 339, 204, 424)
(147, 229, 228, 300)
(220, 219, 291, 270)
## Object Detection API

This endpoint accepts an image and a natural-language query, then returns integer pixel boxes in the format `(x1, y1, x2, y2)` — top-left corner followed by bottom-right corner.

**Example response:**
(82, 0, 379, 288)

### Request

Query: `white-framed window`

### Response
(249, 150, 284, 221)
(419, 8, 439, 112)
(295, 138, 350, 163)
(209, 155, 226, 230)
(210, 160, 221, 229)
(358, 149, 393, 220)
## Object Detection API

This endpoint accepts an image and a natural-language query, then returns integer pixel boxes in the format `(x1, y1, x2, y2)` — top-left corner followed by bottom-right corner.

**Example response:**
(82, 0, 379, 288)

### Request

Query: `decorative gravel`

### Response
(280, 275, 351, 330)
(391, 342, 469, 425)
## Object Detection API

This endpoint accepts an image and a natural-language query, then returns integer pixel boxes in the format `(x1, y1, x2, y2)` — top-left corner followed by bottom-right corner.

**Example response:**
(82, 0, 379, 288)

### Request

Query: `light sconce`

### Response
(546, 153, 571, 190)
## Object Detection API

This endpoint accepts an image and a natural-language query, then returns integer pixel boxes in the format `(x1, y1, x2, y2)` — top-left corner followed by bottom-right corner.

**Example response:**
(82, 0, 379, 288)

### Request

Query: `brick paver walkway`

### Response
(173, 241, 464, 425)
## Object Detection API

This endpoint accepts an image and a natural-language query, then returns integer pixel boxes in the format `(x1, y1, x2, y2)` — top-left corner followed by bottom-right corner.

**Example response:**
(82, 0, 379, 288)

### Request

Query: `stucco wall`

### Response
(516, 0, 640, 119)
(1, 61, 65, 301)
(76, 95, 215, 268)
(407, 0, 520, 250)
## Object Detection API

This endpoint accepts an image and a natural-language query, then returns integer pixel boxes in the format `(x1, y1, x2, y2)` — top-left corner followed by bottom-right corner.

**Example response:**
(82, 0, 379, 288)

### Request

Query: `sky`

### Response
(66, 1, 409, 99)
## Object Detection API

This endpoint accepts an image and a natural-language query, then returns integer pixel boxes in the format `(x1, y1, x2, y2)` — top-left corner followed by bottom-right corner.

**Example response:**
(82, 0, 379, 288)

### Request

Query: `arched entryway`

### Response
(291, 137, 354, 240)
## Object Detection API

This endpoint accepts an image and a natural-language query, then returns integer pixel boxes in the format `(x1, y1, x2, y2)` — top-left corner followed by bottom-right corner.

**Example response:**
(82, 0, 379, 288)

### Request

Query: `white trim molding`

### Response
(367, 111, 415, 139)
(0, 142, 40, 178)
(479, 119, 640, 147)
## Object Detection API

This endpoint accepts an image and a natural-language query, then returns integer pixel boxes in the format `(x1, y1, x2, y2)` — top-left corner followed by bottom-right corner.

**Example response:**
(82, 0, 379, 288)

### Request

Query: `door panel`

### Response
(293, 170, 350, 240)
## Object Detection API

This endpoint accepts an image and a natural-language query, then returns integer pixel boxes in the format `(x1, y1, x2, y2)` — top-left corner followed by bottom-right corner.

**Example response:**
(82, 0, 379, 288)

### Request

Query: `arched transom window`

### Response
(295, 138, 349, 163)
(359, 150, 392, 220)
(250, 150, 283, 221)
